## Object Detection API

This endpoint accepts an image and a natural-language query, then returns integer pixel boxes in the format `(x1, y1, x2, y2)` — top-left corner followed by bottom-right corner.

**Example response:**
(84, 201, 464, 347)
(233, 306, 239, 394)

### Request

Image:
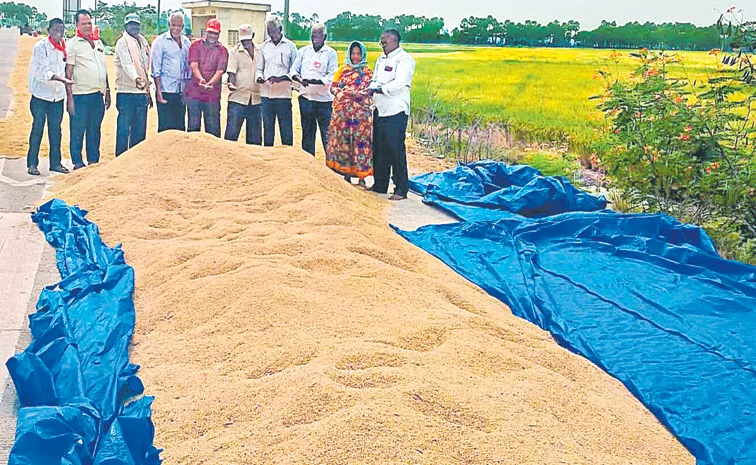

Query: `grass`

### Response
(300, 42, 722, 154)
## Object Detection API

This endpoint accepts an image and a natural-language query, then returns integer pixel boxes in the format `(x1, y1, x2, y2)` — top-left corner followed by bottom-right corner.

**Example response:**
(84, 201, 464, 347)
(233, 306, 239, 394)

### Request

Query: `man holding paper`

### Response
(367, 29, 416, 201)
(114, 12, 152, 156)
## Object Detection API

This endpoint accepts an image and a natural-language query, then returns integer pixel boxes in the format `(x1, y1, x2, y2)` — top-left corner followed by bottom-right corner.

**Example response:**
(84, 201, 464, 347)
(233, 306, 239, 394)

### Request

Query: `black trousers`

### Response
(27, 96, 64, 169)
(157, 92, 186, 132)
(373, 112, 409, 196)
(224, 101, 262, 145)
(261, 97, 293, 147)
(298, 96, 332, 156)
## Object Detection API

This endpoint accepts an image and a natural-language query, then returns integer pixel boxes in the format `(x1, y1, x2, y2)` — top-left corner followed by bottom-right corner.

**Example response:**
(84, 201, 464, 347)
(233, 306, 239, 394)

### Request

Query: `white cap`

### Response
(238, 23, 254, 41)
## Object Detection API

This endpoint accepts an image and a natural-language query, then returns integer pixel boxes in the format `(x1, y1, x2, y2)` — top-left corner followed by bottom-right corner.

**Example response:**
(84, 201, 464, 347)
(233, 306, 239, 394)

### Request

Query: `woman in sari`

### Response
(326, 41, 373, 188)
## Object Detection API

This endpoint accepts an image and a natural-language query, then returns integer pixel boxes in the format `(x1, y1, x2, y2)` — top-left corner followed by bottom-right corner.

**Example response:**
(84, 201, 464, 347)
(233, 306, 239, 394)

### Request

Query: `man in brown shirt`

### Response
(224, 23, 261, 145)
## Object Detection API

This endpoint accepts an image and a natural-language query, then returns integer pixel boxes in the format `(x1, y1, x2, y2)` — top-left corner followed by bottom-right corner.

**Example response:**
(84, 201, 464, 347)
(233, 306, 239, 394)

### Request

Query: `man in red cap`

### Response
(185, 18, 228, 137)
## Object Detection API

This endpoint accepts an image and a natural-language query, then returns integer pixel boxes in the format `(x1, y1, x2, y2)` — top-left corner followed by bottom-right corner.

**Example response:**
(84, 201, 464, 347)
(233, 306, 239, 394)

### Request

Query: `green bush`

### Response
(595, 46, 755, 263)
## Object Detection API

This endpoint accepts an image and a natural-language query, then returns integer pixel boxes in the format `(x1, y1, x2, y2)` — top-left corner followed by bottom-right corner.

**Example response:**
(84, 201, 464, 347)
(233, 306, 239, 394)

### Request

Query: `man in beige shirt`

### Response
(66, 9, 110, 169)
(224, 23, 261, 145)
(114, 12, 152, 157)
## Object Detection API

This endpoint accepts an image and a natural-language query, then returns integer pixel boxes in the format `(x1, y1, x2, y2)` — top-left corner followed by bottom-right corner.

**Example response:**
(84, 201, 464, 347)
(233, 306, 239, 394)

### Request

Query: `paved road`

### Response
(0, 27, 59, 463)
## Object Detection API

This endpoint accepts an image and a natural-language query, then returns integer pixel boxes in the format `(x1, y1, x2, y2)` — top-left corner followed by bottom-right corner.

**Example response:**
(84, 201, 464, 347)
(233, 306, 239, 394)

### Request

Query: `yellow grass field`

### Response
(314, 42, 721, 153)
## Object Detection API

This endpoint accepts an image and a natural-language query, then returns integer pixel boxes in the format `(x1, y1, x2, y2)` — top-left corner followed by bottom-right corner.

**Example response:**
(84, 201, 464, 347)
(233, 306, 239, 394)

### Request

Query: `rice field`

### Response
(317, 42, 722, 153)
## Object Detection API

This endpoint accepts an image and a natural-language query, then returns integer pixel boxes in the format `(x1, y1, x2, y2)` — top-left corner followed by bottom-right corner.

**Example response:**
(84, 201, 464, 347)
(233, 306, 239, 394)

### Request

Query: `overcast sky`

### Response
(36, 0, 738, 29)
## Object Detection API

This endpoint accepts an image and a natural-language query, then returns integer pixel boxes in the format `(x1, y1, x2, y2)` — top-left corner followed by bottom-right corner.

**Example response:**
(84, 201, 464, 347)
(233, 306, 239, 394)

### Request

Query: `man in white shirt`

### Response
(291, 23, 338, 156)
(26, 18, 72, 175)
(256, 15, 298, 146)
(114, 13, 152, 157)
(368, 29, 416, 201)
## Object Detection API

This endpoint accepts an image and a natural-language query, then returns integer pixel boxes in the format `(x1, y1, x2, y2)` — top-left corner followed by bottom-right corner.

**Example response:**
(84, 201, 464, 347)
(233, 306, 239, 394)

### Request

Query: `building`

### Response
(63, 0, 82, 25)
(181, 0, 271, 45)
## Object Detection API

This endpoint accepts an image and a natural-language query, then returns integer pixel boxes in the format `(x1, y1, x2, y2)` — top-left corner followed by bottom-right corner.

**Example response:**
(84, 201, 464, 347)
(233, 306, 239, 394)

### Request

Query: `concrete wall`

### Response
(188, 9, 267, 46)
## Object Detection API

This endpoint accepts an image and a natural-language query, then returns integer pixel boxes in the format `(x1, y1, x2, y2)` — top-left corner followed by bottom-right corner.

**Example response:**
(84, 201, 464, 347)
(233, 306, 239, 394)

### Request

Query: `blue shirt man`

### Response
(151, 12, 191, 131)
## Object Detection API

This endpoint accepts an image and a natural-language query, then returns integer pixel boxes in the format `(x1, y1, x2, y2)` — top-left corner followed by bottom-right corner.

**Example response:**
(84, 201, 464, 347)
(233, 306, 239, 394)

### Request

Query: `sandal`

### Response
(50, 165, 70, 174)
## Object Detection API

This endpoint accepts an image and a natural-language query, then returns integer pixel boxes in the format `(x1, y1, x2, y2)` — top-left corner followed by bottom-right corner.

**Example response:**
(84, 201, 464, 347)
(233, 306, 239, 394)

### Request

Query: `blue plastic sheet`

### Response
(396, 161, 756, 465)
(6, 199, 162, 465)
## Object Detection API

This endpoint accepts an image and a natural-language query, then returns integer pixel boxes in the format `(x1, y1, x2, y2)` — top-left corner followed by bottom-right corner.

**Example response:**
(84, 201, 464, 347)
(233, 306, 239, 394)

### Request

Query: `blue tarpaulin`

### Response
(396, 161, 756, 465)
(6, 199, 162, 465)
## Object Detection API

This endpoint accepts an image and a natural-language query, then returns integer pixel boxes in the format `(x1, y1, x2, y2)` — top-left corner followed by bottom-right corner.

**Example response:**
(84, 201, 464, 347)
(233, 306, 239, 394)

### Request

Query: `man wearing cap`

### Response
(186, 18, 228, 137)
(256, 15, 298, 147)
(114, 13, 152, 156)
(66, 9, 110, 169)
(152, 12, 191, 132)
(224, 23, 262, 145)
(26, 18, 73, 176)
(291, 23, 338, 156)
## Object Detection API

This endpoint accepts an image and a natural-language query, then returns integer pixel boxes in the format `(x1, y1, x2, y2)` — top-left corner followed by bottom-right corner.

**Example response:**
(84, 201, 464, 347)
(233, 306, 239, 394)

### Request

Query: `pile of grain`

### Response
(50, 132, 691, 464)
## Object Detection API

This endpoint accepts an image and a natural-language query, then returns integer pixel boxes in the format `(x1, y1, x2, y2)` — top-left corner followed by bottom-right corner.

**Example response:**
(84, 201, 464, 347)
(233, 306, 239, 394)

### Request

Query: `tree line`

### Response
(284, 11, 727, 51)
(0, 2, 46, 27)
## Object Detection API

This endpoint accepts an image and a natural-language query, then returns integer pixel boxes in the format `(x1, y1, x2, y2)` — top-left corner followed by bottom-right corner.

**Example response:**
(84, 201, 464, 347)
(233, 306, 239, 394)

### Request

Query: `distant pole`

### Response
(157, 0, 161, 33)
(283, 0, 289, 36)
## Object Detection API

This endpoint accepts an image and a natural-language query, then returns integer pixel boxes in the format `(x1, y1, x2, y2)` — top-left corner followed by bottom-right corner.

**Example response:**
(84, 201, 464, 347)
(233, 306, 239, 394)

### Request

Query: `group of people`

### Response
(26, 11, 416, 199)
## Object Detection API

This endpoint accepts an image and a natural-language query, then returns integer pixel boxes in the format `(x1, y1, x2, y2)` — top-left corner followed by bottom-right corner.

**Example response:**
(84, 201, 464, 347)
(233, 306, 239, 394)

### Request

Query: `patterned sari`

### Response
(326, 59, 374, 179)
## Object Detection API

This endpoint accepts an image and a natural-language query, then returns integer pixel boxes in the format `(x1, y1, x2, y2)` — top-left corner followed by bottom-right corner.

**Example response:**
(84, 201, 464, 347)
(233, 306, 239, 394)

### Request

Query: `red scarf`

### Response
(76, 27, 99, 47)
(48, 35, 66, 59)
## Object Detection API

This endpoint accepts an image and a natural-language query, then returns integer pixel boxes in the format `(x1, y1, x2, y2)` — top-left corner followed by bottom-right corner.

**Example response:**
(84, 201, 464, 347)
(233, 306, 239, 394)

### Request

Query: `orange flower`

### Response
(679, 133, 691, 141)
(684, 125, 692, 132)
(674, 96, 685, 104)
(615, 129, 621, 135)
(706, 167, 712, 174)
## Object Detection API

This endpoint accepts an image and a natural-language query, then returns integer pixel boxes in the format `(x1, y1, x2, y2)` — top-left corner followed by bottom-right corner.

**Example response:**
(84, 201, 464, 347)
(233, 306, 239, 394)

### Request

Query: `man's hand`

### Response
(67, 98, 75, 116)
(147, 93, 154, 109)
(228, 82, 238, 91)
(156, 90, 168, 105)
(135, 77, 146, 90)
(104, 89, 111, 110)
(53, 75, 73, 86)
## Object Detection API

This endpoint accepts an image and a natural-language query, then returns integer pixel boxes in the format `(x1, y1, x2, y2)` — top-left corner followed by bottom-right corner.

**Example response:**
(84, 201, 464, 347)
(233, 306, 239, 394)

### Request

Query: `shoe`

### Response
(73, 163, 86, 170)
(50, 165, 70, 174)
(27, 167, 41, 176)
(369, 186, 388, 194)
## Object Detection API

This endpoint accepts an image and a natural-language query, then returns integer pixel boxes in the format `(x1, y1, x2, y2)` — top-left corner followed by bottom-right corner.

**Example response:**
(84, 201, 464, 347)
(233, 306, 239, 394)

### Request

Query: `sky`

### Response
(34, 0, 740, 30)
